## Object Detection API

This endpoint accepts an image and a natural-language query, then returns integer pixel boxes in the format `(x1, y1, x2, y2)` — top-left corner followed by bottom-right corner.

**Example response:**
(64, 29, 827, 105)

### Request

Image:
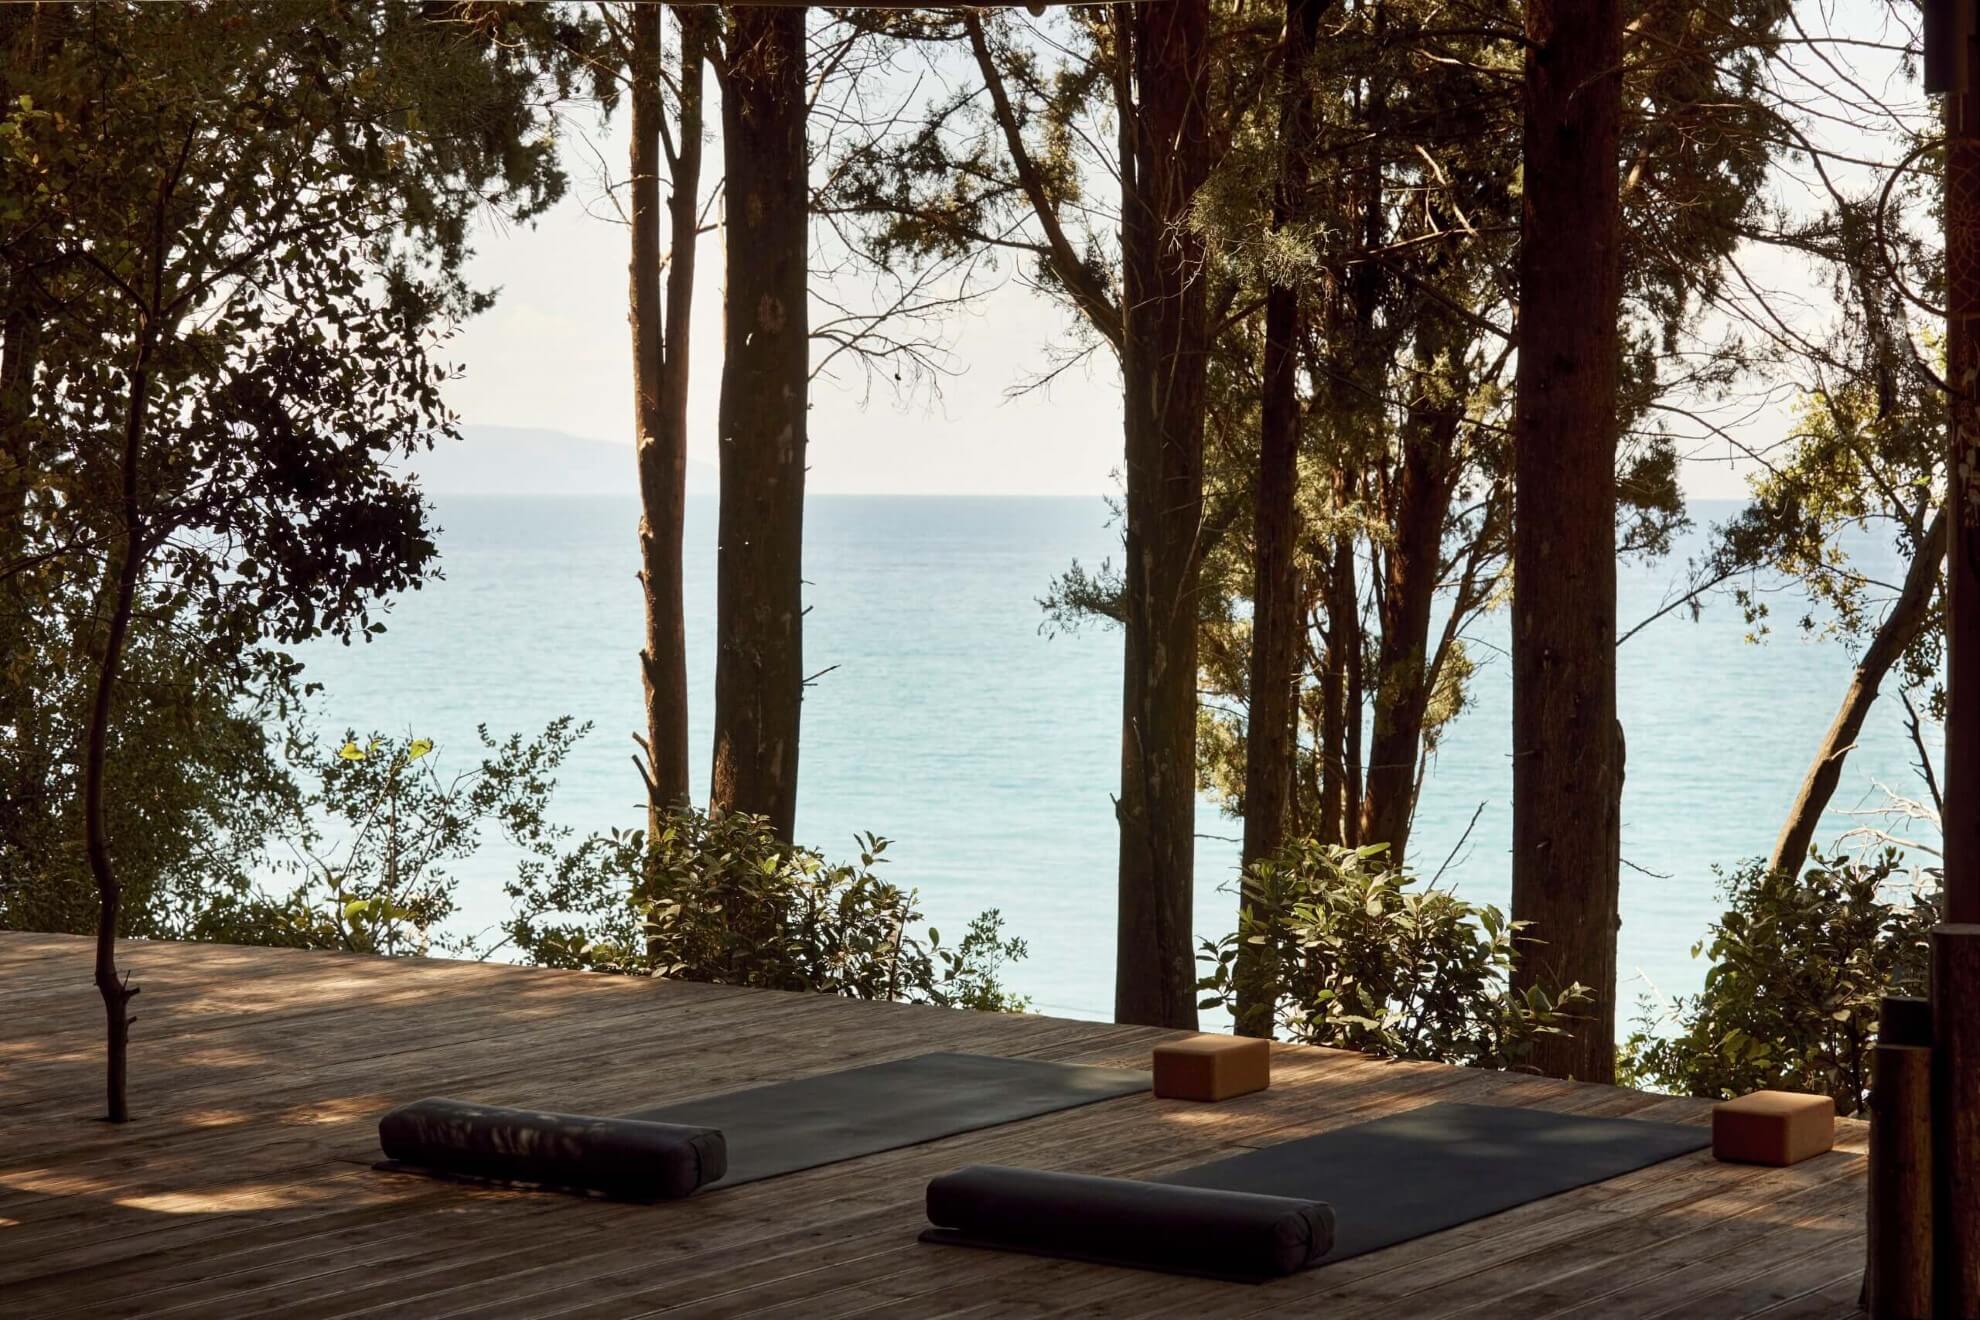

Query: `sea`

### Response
(294, 494, 1944, 1024)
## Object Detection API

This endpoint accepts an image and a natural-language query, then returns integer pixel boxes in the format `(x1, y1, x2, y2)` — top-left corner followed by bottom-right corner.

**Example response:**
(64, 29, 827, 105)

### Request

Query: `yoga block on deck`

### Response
(1153, 1034, 1270, 1102)
(1711, 1090, 1834, 1167)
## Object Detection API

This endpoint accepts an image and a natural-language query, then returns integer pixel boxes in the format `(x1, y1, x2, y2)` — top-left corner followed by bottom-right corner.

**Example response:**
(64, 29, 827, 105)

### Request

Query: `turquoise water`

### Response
(296, 495, 1942, 1021)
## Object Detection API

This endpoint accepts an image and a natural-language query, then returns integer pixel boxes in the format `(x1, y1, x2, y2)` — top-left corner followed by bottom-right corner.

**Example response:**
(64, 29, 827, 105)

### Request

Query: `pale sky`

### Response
(440, 11, 1914, 504)
(446, 105, 1130, 498)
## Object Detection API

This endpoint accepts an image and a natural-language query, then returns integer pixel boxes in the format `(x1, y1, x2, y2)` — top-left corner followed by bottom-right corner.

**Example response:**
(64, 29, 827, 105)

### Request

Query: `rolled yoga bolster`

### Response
(921, 1164, 1335, 1280)
(378, 1097, 727, 1201)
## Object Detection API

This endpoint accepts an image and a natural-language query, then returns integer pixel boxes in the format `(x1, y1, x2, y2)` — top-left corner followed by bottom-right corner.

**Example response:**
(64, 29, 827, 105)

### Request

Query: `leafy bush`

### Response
(154, 720, 588, 956)
(1619, 850, 1937, 1115)
(1197, 838, 1589, 1070)
(502, 805, 1030, 1012)
(284, 720, 591, 955)
(0, 598, 306, 940)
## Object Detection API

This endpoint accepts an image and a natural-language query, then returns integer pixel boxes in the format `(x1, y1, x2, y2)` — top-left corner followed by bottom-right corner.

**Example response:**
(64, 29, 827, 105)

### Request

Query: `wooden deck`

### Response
(1, 932, 1869, 1318)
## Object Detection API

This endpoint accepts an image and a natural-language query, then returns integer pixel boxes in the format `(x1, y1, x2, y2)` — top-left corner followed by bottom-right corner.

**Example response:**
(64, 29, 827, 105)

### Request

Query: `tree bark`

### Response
(1113, 0, 1212, 1030)
(1316, 566, 1347, 844)
(1767, 505, 1947, 877)
(1944, 41, 1980, 931)
(85, 332, 152, 1125)
(1359, 328, 1462, 867)
(628, 3, 703, 825)
(1935, 62, 1980, 1319)
(965, 12, 1122, 352)
(1235, 0, 1327, 1039)
(710, 6, 805, 841)
(1301, 516, 1365, 859)
(1508, 0, 1626, 1084)
(1324, 112, 1386, 854)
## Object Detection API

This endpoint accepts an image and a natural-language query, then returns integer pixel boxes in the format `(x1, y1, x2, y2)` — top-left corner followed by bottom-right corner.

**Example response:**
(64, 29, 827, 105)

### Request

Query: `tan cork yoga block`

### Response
(1152, 1034, 1271, 1102)
(1711, 1090, 1835, 1167)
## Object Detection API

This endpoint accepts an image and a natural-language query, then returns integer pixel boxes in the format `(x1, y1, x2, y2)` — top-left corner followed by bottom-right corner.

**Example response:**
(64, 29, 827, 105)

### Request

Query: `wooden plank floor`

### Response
(1, 932, 1868, 1318)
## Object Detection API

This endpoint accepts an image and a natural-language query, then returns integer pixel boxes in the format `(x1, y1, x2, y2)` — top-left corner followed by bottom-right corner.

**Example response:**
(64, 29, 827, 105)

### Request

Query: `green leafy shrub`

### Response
(0, 600, 306, 940)
(1619, 851, 1937, 1115)
(502, 806, 1030, 1012)
(161, 720, 588, 956)
(282, 720, 590, 955)
(1197, 839, 1589, 1069)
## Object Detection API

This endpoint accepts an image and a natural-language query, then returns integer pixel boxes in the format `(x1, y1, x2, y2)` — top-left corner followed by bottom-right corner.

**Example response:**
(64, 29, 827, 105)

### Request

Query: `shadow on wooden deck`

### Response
(1, 931, 1867, 1318)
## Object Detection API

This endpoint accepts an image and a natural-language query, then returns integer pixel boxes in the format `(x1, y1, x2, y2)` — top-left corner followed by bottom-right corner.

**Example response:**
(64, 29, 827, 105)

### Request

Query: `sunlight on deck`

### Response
(1, 931, 1869, 1318)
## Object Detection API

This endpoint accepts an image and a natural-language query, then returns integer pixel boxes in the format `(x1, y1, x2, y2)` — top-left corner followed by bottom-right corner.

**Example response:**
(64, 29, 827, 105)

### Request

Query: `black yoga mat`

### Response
(919, 1100, 1710, 1278)
(1155, 1100, 1710, 1264)
(627, 1051, 1149, 1188)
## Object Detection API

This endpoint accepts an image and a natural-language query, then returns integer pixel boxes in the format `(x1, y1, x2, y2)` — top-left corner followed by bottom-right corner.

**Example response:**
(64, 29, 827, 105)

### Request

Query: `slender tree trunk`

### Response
(628, 3, 704, 828)
(1338, 525, 1364, 847)
(628, 2, 685, 819)
(1235, 0, 1328, 1039)
(1113, 0, 1212, 1030)
(1330, 111, 1384, 855)
(1358, 357, 1460, 867)
(1316, 585, 1347, 844)
(1508, 0, 1626, 1084)
(660, 12, 707, 645)
(710, 6, 806, 841)
(86, 335, 152, 1124)
(1768, 506, 1947, 877)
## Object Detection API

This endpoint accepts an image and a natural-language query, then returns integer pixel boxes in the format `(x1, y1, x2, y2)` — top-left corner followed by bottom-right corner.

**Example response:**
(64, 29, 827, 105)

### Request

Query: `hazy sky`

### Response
(446, 104, 1130, 497)
(440, 10, 1916, 503)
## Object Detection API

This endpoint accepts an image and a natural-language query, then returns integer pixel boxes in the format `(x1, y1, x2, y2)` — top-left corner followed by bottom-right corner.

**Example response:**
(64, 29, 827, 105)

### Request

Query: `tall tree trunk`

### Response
(1358, 335, 1461, 867)
(1508, 0, 1626, 1084)
(628, 2, 688, 820)
(1768, 506, 1947, 877)
(710, 6, 805, 841)
(86, 334, 152, 1124)
(1946, 59, 1980, 930)
(1113, 0, 1212, 1030)
(1329, 105, 1384, 855)
(1336, 523, 1364, 847)
(629, 4, 705, 827)
(1316, 577, 1347, 844)
(1936, 52, 1980, 1314)
(1236, 0, 1327, 1039)
(1310, 329, 1358, 851)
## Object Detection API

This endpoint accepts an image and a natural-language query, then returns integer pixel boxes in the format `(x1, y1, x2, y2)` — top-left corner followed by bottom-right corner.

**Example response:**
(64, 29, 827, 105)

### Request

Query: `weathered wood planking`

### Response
(0, 932, 1868, 1318)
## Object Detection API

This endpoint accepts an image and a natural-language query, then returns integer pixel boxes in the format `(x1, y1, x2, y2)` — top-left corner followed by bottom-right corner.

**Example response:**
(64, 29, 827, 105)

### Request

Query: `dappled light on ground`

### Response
(2, 932, 1867, 1317)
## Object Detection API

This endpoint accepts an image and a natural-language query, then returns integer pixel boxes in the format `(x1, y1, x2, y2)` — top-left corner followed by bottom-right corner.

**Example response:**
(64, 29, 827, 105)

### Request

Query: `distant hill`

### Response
(406, 424, 717, 496)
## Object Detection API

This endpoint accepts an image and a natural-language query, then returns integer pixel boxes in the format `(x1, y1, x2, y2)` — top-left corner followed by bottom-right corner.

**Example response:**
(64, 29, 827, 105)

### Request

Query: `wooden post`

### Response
(1933, 926, 1980, 1309)
(1882, 995, 1933, 1049)
(1944, 1, 1980, 951)
(1936, 0, 1980, 1295)
(1870, 1036, 1933, 1318)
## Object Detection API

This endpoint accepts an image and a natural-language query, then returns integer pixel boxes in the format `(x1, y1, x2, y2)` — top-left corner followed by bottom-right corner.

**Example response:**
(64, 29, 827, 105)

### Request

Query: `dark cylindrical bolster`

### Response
(378, 1098, 726, 1201)
(924, 1165, 1334, 1279)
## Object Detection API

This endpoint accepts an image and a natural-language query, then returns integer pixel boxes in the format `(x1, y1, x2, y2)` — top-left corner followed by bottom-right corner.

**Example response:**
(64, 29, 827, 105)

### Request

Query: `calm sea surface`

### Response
(295, 495, 1942, 1022)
